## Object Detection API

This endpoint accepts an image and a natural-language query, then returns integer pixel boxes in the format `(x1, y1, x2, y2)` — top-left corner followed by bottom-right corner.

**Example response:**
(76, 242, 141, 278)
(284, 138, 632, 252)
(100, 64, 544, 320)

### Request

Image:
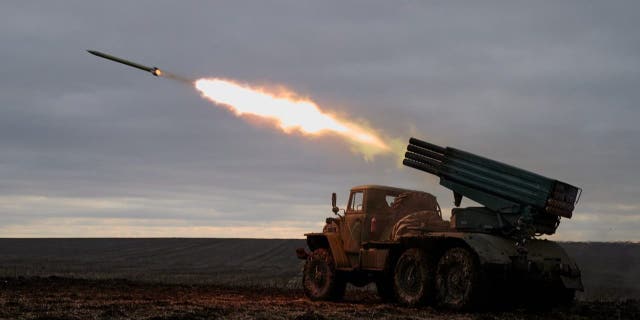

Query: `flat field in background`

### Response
(0, 239, 638, 319)
(0, 238, 303, 287)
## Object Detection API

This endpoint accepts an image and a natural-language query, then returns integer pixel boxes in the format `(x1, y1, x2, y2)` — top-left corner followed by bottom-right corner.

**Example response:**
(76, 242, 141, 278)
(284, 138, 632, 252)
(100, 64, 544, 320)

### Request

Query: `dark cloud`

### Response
(0, 1, 638, 240)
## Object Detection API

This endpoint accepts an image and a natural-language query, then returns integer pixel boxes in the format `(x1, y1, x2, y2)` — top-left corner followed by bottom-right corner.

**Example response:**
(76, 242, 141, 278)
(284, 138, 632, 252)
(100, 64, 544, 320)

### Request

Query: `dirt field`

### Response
(1, 277, 639, 320)
(0, 239, 638, 319)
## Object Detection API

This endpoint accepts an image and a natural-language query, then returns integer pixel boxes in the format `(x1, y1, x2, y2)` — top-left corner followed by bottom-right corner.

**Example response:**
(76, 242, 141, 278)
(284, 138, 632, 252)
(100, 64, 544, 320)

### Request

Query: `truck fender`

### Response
(304, 233, 350, 268)
(459, 233, 517, 265)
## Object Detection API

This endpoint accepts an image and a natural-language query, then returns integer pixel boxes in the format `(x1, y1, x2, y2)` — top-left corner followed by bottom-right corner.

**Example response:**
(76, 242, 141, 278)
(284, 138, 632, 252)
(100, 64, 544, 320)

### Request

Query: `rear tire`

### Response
(435, 247, 481, 310)
(302, 248, 345, 301)
(393, 248, 434, 306)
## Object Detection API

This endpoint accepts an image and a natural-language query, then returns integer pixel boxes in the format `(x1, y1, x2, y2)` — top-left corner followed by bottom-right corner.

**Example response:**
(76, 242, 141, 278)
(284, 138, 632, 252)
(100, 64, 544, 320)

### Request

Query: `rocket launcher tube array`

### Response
(403, 137, 580, 220)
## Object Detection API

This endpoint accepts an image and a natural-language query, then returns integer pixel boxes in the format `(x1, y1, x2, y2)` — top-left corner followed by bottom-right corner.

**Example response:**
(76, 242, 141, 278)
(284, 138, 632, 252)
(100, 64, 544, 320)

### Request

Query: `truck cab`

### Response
(302, 185, 442, 272)
(341, 185, 439, 250)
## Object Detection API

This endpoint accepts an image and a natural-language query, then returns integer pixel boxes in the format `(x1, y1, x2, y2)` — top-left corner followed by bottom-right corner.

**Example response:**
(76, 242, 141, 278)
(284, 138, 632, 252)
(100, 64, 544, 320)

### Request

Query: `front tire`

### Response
(435, 247, 481, 310)
(393, 248, 434, 306)
(302, 248, 346, 301)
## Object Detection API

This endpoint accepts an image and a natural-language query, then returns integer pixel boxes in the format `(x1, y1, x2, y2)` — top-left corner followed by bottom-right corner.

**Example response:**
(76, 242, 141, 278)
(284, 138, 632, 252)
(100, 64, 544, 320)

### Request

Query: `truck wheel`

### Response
(435, 247, 480, 310)
(302, 248, 345, 301)
(393, 248, 434, 306)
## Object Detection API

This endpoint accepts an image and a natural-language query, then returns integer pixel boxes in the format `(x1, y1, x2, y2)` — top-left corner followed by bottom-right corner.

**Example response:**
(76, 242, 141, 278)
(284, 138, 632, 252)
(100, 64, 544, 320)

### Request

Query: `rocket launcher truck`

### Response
(296, 137, 583, 310)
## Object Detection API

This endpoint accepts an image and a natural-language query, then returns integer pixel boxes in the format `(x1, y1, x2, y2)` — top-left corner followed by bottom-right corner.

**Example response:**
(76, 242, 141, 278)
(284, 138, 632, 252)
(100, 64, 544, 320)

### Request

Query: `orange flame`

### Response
(194, 78, 390, 158)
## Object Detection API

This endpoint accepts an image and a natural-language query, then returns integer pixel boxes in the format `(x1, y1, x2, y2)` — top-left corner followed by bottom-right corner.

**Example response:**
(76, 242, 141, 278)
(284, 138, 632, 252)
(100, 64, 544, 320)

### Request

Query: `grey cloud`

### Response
(0, 1, 638, 239)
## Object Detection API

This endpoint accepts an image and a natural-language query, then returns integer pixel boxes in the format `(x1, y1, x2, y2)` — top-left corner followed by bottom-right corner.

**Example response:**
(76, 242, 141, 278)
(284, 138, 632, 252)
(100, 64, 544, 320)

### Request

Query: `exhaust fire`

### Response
(195, 78, 390, 158)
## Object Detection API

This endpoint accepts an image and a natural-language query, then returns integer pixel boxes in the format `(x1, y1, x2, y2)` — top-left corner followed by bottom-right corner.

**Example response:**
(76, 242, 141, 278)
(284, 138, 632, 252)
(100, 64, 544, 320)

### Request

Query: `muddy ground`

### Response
(0, 239, 638, 319)
(1, 277, 638, 320)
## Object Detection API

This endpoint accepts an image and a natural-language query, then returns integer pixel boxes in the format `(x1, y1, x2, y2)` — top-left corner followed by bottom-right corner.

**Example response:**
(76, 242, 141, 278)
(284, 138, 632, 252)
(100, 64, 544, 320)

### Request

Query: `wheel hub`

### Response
(444, 264, 468, 302)
(399, 258, 422, 295)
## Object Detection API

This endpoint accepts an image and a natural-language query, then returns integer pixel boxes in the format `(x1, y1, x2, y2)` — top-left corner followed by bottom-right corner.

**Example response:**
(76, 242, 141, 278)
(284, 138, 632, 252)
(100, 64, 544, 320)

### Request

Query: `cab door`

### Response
(366, 191, 397, 241)
(342, 190, 365, 253)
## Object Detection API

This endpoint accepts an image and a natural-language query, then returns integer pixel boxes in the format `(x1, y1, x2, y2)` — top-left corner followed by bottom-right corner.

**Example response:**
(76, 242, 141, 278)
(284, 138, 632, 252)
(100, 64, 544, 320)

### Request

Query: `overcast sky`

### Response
(0, 1, 638, 240)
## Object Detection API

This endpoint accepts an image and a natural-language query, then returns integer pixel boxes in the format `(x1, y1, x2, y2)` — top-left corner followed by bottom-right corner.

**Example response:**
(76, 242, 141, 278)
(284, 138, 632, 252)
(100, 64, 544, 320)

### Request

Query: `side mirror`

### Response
(331, 193, 339, 214)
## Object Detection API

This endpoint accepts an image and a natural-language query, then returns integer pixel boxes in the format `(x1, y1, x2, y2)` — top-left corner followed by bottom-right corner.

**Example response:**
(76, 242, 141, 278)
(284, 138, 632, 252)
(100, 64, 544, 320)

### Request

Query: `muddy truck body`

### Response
(296, 137, 583, 309)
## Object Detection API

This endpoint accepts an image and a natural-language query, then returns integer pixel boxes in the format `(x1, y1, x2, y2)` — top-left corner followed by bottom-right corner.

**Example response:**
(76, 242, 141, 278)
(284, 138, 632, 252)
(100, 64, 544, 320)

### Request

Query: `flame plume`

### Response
(195, 78, 390, 158)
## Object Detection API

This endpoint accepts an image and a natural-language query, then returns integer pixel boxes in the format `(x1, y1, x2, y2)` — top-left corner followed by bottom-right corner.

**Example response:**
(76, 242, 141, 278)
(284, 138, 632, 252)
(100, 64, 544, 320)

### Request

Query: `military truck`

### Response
(296, 137, 583, 310)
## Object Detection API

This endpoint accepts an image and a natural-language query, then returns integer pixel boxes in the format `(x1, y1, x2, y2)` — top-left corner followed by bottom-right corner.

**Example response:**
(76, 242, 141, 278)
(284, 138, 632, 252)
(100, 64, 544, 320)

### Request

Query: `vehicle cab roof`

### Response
(350, 184, 426, 194)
